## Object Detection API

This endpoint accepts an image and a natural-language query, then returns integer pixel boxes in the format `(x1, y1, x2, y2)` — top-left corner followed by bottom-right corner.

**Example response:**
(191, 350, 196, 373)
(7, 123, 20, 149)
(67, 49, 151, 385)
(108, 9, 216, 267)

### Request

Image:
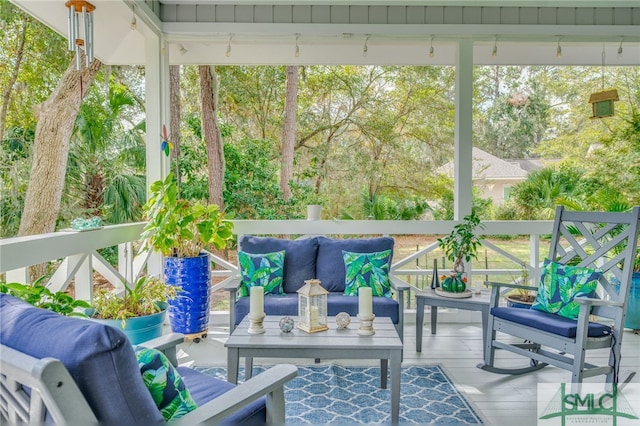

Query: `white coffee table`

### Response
(225, 315, 403, 423)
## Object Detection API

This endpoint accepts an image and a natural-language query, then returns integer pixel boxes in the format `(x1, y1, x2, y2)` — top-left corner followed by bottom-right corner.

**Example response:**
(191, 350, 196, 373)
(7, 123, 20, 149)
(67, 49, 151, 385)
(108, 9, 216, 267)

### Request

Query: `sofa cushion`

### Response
(234, 294, 299, 325)
(134, 347, 198, 420)
(178, 367, 266, 426)
(316, 237, 395, 292)
(531, 258, 601, 320)
(0, 293, 164, 424)
(233, 293, 399, 326)
(238, 250, 285, 298)
(239, 236, 318, 293)
(343, 249, 392, 297)
(327, 293, 399, 324)
(491, 306, 611, 338)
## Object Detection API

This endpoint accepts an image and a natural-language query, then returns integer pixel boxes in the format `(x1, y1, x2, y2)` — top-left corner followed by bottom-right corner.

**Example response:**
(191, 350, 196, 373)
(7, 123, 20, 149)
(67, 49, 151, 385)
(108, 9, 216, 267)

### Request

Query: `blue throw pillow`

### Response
(343, 249, 393, 297)
(238, 250, 285, 298)
(134, 347, 197, 421)
(239, 236, 318, 293)
(316, 237, 395, 292)
(531, 258, 602, 320)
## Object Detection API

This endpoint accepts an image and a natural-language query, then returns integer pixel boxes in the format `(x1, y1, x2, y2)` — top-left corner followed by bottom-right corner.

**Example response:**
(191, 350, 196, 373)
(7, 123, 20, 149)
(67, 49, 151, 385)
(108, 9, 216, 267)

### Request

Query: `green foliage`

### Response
(437, 211, 485, 273)
(142, 173, 234, 257)
(431, 187, 493, 221)
(0, 278, 90, 317)
(90, 276, 178, 322)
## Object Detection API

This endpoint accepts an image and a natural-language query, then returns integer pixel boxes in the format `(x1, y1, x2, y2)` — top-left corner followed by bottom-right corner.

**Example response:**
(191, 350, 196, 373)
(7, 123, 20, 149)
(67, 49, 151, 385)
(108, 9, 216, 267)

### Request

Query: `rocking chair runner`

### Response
(478, 206, 640, 390)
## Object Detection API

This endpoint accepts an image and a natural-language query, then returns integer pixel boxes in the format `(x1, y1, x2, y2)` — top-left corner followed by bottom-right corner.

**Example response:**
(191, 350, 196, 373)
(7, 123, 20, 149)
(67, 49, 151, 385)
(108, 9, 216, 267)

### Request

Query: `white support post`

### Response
(72, 254, 93, 302)
(5, 268, 29, 284)
(118, 242, 134, 285)
(145, 31, 170, 277)
(454, 39, 474, 221)
(530, 234, 541, 285)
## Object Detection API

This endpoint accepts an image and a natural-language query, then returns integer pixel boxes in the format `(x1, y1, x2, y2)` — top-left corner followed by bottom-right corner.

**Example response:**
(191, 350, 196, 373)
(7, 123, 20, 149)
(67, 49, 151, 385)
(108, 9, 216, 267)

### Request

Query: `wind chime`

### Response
(588, 46, 619, 119)
(65, 0, 95, 70)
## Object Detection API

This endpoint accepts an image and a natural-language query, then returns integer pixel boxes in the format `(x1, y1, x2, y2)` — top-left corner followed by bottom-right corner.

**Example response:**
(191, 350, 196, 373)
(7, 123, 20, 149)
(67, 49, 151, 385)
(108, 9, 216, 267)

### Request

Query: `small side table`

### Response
(416, 289, 491, 357)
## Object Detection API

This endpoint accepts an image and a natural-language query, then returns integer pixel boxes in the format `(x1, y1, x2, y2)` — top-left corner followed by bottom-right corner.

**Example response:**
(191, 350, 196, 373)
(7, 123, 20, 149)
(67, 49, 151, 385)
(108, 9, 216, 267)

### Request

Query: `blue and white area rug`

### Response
(195, 363, 484, 424)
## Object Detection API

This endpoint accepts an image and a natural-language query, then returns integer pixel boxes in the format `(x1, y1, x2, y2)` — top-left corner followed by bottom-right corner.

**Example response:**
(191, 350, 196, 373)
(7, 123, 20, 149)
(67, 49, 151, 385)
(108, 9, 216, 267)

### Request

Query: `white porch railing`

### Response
(0, 219, 554, 308)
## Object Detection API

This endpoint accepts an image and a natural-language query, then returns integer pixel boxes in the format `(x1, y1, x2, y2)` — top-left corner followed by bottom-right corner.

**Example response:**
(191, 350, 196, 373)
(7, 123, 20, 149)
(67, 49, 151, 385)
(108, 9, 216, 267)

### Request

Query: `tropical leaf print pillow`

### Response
(238, 250, 286, 297)
(134, 347, 198, 421)
(531, 258, 601, 320)
(343, 249, 392, 297)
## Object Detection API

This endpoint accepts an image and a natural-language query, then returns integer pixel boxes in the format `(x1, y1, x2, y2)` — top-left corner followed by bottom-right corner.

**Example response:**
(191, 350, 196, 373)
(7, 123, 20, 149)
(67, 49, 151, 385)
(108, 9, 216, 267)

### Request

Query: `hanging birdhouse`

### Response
(588, 89, 619, 119)
(297, 279, 328, 333)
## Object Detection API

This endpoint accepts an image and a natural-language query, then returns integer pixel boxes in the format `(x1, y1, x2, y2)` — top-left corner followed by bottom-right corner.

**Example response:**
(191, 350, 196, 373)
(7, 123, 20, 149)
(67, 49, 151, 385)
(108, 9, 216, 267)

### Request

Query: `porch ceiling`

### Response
(10, 0, 640, 66)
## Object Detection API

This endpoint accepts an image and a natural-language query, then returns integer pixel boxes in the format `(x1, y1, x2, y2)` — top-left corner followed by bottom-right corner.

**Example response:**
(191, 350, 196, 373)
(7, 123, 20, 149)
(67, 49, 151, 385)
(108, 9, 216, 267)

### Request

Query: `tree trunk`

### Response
(18, 57, 102, 238)
(169, 65, 181, 185)
(199, 65, 224, 208)
(0, 19, 28, 143)
(280, 66, 299, 200)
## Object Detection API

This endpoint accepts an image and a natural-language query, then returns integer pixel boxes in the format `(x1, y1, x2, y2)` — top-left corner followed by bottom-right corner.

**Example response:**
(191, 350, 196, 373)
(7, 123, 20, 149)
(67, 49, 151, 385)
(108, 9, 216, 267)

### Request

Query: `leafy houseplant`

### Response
(437, 211, 485, 293)
(89, 276, 178, 322)
(142, 173, 234, 258)
(141, 173, 234, 336)
(87, 276, 179, 344)
(1, 278, 91, 317)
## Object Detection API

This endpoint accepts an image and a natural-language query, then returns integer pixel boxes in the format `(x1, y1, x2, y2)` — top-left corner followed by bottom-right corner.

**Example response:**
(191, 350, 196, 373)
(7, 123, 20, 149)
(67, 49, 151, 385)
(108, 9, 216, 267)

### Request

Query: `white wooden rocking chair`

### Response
(478, 206, 640, 391)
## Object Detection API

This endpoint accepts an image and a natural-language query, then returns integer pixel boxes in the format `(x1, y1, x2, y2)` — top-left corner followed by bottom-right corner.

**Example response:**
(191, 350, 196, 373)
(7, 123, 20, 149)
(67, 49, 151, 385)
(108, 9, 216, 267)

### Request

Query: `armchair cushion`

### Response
(0, 293, 164, 424)
(239, 236, 318, 293)
(316, 236, 394, 292)
(531, 258, 601, 319)
(491, 306, 611, 338)
(134, 347, 198, 420)
(238, 250, 285, 297)
(343, 249, 392, 297)
(177, 367, 266, 426)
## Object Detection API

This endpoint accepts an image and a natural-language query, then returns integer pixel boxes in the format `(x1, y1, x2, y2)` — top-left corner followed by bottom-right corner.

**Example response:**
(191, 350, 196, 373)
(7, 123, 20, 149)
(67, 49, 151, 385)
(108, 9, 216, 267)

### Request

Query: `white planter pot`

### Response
(307, 204, 322, 220)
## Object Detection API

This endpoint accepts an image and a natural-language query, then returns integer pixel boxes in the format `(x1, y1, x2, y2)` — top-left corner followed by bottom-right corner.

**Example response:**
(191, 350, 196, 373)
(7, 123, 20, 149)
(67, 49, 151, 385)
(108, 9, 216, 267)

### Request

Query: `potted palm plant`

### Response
(141, 173, 234, 339)
(437, 211, 485, 297)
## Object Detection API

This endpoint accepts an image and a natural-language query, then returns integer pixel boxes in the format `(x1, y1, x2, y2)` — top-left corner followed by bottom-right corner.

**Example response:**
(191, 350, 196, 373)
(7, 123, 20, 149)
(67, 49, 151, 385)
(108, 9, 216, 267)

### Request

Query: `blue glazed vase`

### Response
(164, 253, 210, 334)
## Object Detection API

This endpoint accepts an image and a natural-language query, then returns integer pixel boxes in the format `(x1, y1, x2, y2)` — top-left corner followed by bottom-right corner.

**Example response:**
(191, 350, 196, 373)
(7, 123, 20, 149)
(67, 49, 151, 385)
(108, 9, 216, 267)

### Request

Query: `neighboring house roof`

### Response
(439, 148, 528, 181)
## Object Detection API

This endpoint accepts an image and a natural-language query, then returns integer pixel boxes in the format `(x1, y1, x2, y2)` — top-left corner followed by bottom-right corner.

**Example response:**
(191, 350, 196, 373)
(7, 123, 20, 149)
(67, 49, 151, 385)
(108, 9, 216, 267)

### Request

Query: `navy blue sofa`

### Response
(0, 293, 296, 425)
(226, 236, 408, 340)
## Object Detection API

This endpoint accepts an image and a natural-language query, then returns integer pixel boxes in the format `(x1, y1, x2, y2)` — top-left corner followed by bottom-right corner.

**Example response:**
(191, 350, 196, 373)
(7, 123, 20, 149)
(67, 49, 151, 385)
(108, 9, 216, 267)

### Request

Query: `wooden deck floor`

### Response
(175, 315, 640, 425)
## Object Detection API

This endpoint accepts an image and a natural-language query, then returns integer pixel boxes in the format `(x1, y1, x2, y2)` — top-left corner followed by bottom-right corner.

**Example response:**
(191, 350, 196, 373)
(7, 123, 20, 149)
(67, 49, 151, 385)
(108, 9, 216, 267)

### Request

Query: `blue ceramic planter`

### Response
(86, 302, 167, 345)
(164, 253, 211, 334)
(625, 272, 640, 330)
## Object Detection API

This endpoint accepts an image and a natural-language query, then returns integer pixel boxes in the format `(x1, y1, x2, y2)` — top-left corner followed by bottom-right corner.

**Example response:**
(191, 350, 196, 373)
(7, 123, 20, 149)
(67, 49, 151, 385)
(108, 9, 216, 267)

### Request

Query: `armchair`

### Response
(0, 294, 297, 425)
(478, 206, 640, 391)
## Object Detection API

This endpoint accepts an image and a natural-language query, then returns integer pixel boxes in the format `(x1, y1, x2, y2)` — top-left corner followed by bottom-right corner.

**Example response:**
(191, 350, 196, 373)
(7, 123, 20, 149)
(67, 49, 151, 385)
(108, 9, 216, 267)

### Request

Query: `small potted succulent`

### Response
(437, 211, 485, 295)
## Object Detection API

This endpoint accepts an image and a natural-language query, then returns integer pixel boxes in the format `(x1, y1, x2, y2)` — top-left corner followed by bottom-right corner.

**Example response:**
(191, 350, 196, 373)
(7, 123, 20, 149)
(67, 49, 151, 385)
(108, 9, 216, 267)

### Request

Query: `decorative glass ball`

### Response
(335, 312, 351, 329)
(279, 316, 295, 333)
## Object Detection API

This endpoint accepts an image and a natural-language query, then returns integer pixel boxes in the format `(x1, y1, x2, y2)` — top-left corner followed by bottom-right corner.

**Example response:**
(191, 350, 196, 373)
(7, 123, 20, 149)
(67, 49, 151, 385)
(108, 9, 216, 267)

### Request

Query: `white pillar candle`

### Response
(358, 287, 373, 317)
(250, 286, 264, 316)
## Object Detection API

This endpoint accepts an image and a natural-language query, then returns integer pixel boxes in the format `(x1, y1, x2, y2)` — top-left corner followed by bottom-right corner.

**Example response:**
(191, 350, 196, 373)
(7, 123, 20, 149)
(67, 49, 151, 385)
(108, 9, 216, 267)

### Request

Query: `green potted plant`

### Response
(141, 173, 234, 338)
(1, 277, 91, 317)
(504, 262, 536, 308)
(437, 211, 485, 295)
(87, 276, 178, 344)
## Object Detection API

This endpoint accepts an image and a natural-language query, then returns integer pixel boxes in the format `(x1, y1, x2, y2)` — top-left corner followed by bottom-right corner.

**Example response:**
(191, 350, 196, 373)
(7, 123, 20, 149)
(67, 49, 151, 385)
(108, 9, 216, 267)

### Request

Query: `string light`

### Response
(225, 34, 233, 58)
(492, 37, 498, 57)
(429, 35, 434, 58)
(556, 37, 562, 57)
(363, 34, 370, 57)
(618, 38, 623, 55)
(295, 33, 300, 58)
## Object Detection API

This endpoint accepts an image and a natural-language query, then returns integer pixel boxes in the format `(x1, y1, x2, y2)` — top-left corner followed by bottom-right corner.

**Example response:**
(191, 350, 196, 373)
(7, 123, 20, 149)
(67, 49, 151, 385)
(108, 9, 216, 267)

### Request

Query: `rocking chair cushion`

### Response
(491, 306, 611, 338)
(531, 258, 601, 320)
